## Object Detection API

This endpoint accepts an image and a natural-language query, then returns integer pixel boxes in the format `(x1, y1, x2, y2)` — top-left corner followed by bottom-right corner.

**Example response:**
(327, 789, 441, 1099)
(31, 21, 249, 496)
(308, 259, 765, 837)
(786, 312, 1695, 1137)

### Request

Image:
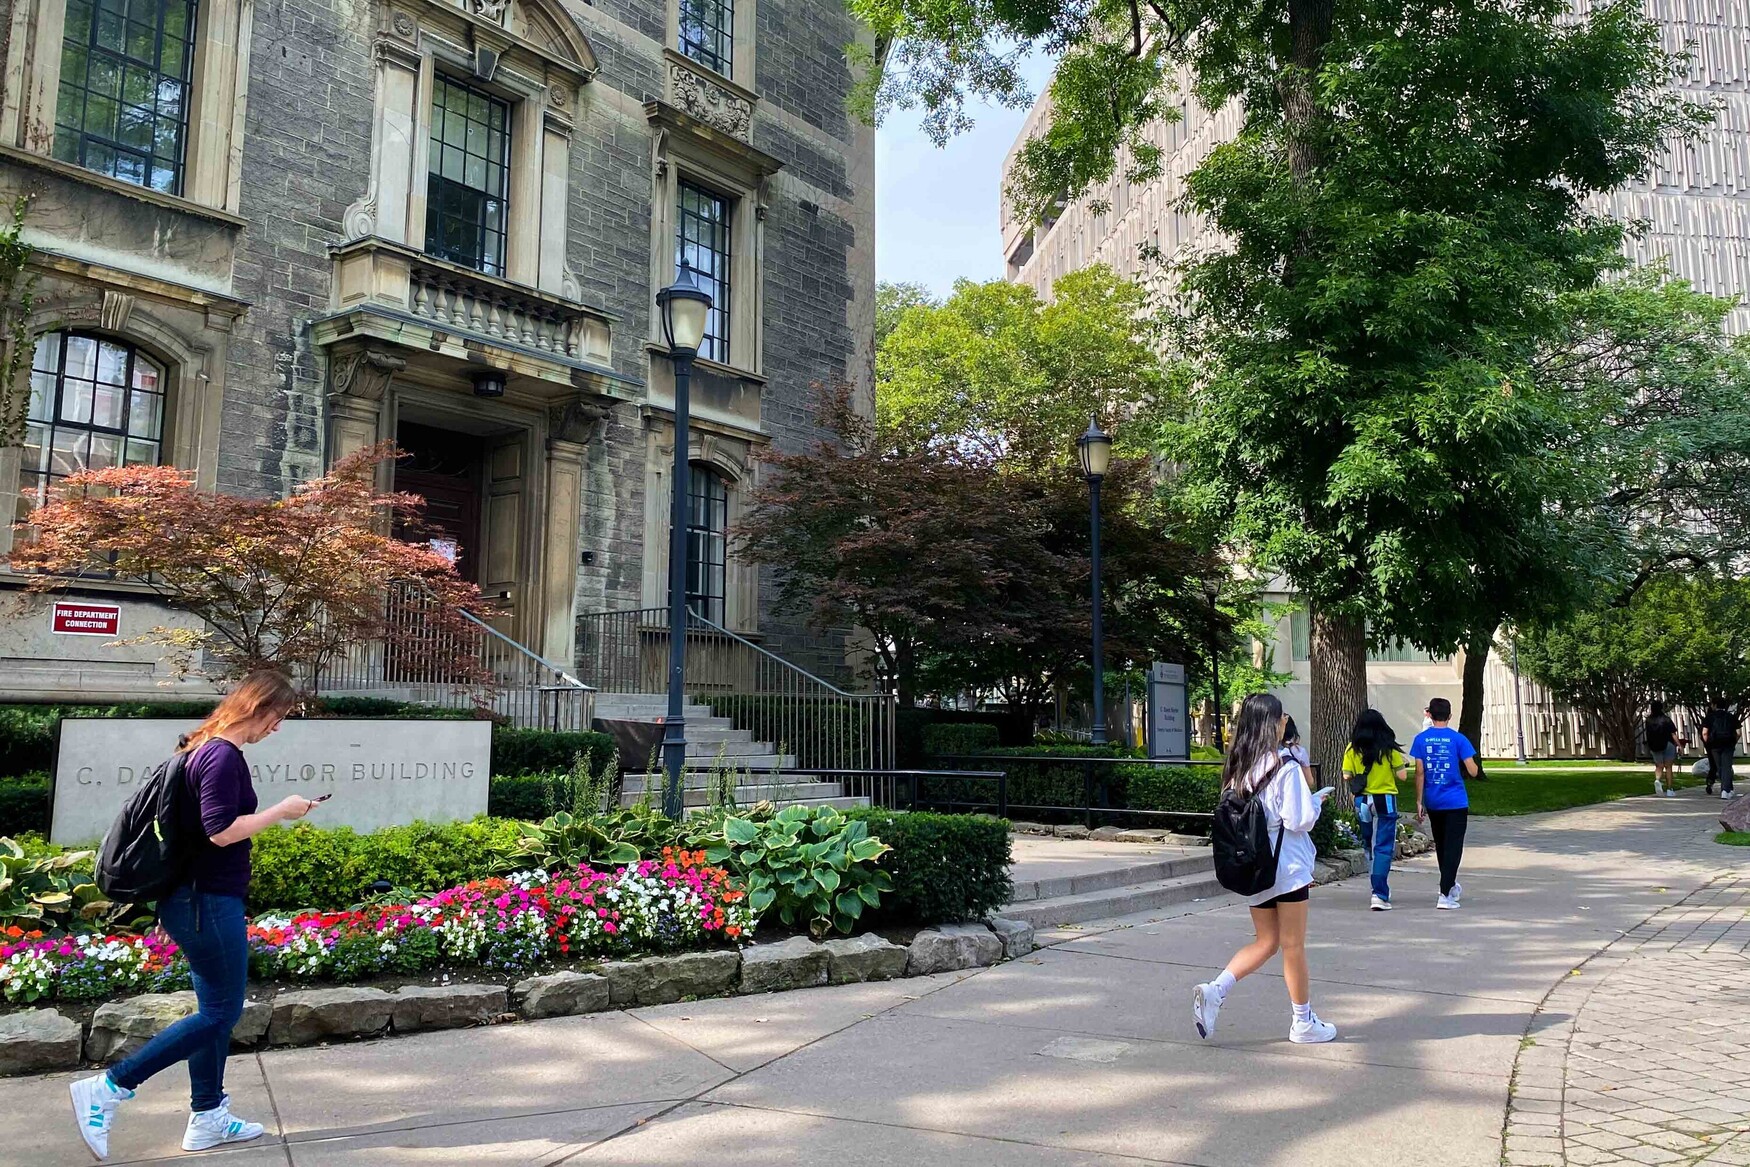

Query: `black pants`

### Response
(1708, 747, 1735, 794)
(1427, 808, 1468, 897)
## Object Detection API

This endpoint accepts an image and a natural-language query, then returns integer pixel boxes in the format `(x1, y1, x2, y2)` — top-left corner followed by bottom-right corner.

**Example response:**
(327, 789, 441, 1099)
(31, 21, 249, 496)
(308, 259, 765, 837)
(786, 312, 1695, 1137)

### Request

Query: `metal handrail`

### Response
(575, 607, 895, 771)
(458, 607, 593, 692)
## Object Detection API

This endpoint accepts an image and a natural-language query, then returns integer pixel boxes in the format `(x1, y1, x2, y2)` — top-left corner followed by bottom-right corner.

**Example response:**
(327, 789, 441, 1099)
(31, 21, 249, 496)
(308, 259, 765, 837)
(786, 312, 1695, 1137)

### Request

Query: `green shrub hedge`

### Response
(247, 818, 524, 912)
(1121, 764, 1222, 815)
(895, 708, 1030, 768)
(0, 772, 50, 836)
(490, 728, 616, 778)
(921, 722, 1000, 756)
(845, 808, 1011, 924)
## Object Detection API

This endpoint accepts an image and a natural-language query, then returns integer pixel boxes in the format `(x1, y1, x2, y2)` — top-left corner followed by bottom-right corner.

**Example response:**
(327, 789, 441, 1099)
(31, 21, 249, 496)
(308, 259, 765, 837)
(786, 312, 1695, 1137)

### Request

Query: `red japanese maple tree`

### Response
(6, 443, 489, 689)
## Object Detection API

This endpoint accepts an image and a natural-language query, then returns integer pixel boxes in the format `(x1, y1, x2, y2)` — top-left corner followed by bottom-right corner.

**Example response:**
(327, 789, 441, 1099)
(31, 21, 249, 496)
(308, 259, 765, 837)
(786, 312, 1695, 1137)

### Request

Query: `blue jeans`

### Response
(1357, 794, 1398, 900)
(110, 887, 247, 1112)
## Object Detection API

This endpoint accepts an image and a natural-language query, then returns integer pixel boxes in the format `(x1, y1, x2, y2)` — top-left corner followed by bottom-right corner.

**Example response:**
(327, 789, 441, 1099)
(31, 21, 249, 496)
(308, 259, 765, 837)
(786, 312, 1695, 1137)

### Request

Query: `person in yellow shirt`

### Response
(1342, 709, 1410, 911)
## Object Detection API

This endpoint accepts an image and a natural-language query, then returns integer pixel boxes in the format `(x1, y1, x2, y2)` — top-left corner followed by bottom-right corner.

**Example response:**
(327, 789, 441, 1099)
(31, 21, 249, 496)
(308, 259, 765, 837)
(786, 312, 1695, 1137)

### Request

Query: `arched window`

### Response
(686, 463, 728, 623)
(19, 332, 165, 522)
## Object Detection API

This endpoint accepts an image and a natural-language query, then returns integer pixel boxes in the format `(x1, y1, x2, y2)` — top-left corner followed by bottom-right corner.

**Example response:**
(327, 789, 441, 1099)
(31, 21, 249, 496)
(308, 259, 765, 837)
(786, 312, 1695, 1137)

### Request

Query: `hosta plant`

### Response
(0, 837, 117, 934)
(702, 805, 893, 938)
(492, 811, 643, 872)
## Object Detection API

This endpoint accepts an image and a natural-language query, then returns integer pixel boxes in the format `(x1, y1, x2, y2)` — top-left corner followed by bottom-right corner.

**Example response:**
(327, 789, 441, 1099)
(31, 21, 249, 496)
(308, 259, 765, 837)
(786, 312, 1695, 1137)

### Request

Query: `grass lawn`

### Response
(1463, 767, 1703, 816)
(1717, 832, 1750, 846)
(1483, 758, 1662, 771)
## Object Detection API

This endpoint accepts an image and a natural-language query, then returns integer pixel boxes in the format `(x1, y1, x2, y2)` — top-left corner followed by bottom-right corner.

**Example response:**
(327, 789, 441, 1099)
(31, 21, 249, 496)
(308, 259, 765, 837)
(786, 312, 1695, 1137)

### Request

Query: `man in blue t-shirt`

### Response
(1410, 697, 1478, 910)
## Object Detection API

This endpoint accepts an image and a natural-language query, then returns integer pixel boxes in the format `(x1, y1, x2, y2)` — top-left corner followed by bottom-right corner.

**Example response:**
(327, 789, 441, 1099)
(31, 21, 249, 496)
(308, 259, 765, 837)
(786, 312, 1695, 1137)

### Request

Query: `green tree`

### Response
(876, 281, 937, 347)
(0, 196, 37, 448)
(854, 0, 1704, 776)
(1517, 575, 1750, 759)
(878, 268, 1166, 468)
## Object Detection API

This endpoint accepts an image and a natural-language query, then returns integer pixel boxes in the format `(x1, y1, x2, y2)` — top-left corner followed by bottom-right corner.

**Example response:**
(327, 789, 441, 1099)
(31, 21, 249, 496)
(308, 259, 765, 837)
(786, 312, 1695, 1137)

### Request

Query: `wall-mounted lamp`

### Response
(472, 370, 507, 398)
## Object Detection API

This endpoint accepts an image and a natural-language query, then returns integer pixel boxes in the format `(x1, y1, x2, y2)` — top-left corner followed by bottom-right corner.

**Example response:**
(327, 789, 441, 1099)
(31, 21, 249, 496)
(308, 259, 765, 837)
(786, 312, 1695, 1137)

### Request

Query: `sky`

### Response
(873, 55, 1057, 299)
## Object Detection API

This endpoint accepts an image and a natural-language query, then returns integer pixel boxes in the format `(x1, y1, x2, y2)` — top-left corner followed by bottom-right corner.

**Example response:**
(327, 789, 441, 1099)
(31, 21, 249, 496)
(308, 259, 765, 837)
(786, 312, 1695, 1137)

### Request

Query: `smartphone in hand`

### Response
(310, 793, 333, 803)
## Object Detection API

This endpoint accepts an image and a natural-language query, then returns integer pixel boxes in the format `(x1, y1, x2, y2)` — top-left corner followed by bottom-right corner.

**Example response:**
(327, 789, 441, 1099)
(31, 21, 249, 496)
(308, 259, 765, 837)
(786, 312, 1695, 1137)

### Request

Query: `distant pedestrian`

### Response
(1280, 716, 1311, 771)
(1411, 697, 1479, 910)
(1644, 701, 1680, 798)
(1343, 709, 1409, 911)
(70, 672, 316, 1162)
(1192, 693, 1337, 1045)
(1701, 696, 1740, 800)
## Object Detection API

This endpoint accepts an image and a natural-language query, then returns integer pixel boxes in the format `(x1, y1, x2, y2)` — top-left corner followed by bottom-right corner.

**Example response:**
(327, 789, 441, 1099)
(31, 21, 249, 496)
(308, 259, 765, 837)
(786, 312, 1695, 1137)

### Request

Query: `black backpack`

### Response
(95, 746, 196, 904)
(1212, 763, 1286, 896)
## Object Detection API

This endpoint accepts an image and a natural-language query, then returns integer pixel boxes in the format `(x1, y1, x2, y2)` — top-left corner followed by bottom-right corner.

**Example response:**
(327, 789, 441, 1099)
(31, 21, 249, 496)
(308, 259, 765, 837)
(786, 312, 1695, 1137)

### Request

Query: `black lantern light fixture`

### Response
(1077, 417, 1113, 746)
(654, 261, 714, 820)
(471, 369, 507, 398)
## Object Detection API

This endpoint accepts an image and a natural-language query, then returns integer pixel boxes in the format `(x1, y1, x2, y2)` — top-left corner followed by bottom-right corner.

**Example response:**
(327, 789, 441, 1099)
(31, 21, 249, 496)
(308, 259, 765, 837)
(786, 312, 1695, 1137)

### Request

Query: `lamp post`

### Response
(655, 261, 713, 820)
(1077, 418, 1113, 746)
(1204, 578, 1224, 753)
(1510, 634, 1529, 765)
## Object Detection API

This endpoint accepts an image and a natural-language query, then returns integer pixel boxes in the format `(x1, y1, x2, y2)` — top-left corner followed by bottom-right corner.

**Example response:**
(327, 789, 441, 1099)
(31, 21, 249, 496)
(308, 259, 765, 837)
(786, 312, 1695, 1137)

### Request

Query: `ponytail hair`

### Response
(181, 671, 300, 752)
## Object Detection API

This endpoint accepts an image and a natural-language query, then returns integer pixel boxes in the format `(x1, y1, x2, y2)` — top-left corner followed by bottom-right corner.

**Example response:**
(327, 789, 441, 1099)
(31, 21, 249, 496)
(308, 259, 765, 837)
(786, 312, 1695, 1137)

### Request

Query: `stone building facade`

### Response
(0, 0, 874, 700)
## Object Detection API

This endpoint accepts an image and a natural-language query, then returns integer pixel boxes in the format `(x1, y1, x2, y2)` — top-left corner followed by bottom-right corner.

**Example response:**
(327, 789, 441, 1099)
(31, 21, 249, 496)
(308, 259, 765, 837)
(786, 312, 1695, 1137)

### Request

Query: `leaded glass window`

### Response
(676, 181, 732, 364)
(686, 464, 728, 624)
(425, 76, 511, 277)
(678, 0, 733, 77)
(53, 0, 199, 193)
(19, 332, 165, 524)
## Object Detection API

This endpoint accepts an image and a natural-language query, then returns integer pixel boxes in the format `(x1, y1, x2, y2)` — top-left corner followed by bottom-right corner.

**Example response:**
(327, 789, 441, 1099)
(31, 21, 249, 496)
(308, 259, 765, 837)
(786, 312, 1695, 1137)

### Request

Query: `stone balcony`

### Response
(316, 237, 623, 403)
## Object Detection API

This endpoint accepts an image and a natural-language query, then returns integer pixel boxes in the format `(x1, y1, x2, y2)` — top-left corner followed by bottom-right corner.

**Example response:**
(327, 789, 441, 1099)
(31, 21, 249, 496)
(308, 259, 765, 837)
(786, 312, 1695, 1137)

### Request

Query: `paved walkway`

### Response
(1, 795, 1741, 1167)
(1505, 875, 1750, 1167)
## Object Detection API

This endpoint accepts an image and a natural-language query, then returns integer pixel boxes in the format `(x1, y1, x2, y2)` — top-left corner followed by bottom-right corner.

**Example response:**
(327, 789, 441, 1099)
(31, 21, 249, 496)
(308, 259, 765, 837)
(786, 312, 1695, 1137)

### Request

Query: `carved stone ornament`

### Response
(390, 9, 416, 38)
(470, 0, 509, 23)
(560, 266, 582, 302)
(669, 62, 752, 141)
(342, 193, 376, 241)
(549, 84, 570, 111)
(99, 290, 136, 333)
(327, 347, 407, 403)
(548, 397, 611, 447)
(652, 127, 669, 179)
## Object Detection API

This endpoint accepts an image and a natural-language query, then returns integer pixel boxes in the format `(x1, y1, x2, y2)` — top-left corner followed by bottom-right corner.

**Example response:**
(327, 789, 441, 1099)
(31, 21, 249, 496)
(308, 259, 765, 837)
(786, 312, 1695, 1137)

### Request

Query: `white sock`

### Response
(1292, 1001, 1312, 1022)
(1212, 971, 1237, 999)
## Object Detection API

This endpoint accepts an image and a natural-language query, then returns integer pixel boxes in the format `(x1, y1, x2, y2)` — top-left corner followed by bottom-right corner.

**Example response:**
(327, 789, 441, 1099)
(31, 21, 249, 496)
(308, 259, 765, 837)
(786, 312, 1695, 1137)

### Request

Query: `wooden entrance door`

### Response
(388, 423, 484, 682)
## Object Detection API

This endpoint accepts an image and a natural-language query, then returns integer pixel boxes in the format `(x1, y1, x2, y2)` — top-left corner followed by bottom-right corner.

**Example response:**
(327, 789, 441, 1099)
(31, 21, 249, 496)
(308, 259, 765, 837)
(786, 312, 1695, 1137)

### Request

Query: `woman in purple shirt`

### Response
(70, 672, 316, 1161)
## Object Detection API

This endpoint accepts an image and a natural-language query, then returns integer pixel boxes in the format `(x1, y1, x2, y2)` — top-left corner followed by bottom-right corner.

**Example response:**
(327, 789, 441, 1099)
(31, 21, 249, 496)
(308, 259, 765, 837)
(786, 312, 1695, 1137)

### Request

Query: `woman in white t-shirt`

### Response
(1192, 693, 1336, 1044)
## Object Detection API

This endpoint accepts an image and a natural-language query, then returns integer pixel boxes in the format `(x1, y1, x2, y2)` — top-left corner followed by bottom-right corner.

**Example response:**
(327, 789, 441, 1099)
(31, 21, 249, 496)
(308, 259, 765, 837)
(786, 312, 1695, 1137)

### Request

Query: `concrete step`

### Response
(618, 782, 848, 808)
(1008, 854, 1215, 904)
(1000, 870, 1230, 928)
(680, 796, 870, 817)
(684, 738, 784, 758)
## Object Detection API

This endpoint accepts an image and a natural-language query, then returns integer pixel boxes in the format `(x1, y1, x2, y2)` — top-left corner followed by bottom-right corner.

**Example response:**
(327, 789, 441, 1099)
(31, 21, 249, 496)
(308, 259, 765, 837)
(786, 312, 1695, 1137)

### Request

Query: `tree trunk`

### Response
(1604, 688, 1639, 761)
(1459, 624, 1496, 775)
(1278, 0, 1335, 182)
(1309, 607, 1367, 788)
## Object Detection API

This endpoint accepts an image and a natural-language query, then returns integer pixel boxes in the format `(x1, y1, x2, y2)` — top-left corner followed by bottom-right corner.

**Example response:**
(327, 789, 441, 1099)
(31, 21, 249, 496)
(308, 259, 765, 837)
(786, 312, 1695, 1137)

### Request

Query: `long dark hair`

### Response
(1349, 708, 1399, 775)
(1223, 692, 1286, 794)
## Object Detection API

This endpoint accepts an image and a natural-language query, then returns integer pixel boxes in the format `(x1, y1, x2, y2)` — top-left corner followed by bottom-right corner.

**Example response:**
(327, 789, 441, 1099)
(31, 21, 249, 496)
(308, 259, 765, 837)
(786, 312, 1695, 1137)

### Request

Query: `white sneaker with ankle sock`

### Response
(1192, 982, 1223, 1039)
(1289, 1009, 1337, 1044)
(69, 1072, 134, 1160)
(182, 1099, 265, 1151)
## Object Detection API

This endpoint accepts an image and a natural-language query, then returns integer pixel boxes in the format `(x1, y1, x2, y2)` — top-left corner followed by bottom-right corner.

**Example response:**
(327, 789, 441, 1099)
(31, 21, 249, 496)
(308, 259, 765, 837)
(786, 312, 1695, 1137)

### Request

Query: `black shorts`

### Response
(1257, 885, 1311, 909)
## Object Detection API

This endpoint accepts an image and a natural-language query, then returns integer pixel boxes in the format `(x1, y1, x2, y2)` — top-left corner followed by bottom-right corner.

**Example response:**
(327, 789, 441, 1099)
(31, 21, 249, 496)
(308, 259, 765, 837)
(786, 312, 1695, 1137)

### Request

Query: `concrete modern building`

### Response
(0, 0, 875, 703)
(1001, 3, 1750, 756)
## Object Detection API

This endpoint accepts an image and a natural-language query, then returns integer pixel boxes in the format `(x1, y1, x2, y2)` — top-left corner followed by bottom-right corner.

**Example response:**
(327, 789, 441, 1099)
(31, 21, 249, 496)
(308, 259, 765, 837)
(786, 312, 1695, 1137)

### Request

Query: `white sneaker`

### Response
(1289, 1011, 1337, 1043)
(1724, 790, 1736, 801)
(1370, 895, 1392, 911)
(1451, 882, 1462, 904)
(1654, 780, 1664, 796)
(181, 1100, 265, 1152)
(1437, 894, 1459, 910)
(1666, 789, 1677, 798)
(1192, 982, 1223, 1039)
(69, 1073, 133, 1160)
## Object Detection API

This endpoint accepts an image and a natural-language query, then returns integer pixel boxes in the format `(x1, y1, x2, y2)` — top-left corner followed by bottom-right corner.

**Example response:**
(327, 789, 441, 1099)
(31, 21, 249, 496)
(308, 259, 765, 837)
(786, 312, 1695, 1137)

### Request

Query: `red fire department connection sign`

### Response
(51, 602, 121, 636)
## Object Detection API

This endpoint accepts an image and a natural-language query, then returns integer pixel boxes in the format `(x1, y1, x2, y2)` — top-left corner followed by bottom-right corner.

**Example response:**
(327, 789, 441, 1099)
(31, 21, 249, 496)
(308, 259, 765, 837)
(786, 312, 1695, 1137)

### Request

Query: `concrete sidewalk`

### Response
(2, 796, 1737, 1167)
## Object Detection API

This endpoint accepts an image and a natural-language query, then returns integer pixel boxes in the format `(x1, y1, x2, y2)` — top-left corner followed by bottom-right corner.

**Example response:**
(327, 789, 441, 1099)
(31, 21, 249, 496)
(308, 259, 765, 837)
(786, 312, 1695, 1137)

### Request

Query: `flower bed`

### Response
(2, 850, 752, 1005)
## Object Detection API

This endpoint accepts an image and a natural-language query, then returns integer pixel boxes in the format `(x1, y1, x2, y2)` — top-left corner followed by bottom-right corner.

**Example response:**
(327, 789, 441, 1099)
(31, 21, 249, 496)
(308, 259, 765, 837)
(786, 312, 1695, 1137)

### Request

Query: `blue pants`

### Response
(1356, 794, 1398, 901)
(110, 888, 247, 1112)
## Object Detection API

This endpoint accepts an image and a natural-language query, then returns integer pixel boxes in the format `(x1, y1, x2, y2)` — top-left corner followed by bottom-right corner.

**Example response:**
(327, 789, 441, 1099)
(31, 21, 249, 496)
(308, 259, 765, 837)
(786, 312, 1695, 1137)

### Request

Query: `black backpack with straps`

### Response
(94, 744, 196, 904)
(1211, 761, 1285, 896)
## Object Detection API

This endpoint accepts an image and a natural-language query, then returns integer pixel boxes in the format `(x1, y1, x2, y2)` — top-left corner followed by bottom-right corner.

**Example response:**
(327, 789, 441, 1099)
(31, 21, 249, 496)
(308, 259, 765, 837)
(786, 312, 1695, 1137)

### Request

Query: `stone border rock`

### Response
(0, 919, 1037, 1076)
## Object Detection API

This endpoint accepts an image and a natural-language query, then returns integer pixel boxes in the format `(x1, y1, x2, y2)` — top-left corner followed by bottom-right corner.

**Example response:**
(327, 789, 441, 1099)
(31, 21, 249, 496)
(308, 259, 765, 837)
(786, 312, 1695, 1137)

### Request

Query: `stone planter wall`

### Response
(0, 918, 1036, 1076)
